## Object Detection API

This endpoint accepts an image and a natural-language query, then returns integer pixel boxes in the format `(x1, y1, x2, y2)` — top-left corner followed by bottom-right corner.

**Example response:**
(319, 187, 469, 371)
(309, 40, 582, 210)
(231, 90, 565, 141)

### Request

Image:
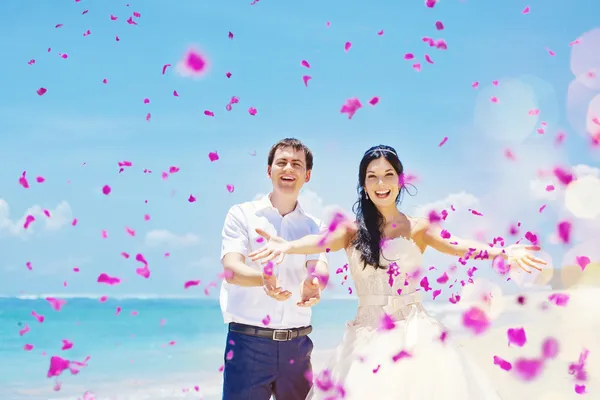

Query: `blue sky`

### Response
(1, 0, 599, 299)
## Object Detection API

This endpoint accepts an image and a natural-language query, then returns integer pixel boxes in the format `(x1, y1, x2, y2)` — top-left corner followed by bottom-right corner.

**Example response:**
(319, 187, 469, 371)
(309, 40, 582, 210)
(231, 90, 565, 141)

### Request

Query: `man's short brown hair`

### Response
(267, 138, 314, 171)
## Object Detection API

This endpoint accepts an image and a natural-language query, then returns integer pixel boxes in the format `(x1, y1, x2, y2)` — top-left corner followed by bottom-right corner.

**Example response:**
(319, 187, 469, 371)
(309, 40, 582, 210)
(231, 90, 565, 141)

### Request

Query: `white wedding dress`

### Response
(308, 237, 503, 400)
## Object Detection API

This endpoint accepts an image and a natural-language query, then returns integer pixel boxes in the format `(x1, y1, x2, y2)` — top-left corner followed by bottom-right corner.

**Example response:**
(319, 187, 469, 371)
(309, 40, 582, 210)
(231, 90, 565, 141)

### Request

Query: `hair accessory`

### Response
(366, 147, 397, 156)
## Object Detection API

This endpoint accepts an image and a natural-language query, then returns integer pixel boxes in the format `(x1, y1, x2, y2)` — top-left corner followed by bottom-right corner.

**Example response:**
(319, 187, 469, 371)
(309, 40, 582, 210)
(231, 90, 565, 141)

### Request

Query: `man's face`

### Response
(267, 146, 311, 196)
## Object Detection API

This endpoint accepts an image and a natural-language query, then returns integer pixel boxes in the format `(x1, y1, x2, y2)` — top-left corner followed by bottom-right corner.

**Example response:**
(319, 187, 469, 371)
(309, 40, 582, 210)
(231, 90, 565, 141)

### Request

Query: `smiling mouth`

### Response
(280, 176, 296, 183)
(374, 190, 391, 198)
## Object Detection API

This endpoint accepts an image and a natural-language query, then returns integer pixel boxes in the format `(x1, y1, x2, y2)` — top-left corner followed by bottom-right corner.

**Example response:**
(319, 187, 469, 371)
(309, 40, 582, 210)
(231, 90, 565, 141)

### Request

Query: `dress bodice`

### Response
(347, 236, 425, 327)
(349, 236, 423, 297)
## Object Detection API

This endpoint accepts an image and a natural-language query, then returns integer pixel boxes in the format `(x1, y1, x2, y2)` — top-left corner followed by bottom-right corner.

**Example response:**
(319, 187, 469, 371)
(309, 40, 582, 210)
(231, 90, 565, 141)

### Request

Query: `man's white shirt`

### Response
(220, 193, 328, 329)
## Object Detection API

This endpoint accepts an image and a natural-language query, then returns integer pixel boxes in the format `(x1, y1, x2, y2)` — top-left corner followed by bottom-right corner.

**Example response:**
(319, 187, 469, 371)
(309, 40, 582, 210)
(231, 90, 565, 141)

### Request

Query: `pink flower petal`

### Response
(177, 48, 210, 77)
(493, 355, 512, 371)
(507, 327, 527, 347)
(392, 350, 411, 362)
(541, 337, 559, 359)
(97, 273, 121, 285)
(576, 256, 590, 271)
(492, 255, 510, 275)
(462, 307, 490, 334)
(23, 215, 35, 229)
(514, 358, 544, 381)
(344, 42, 352, 52)
(46, 297, 67, 311)
(262, 315, 271, 325)
(184, 280, 201, 289)
(379, 313, 396, 330)
(208, 151, 219, 161)
(340, 97, 362, 119)
(548, 293, 569, 307)
(557, 220, 571, 244)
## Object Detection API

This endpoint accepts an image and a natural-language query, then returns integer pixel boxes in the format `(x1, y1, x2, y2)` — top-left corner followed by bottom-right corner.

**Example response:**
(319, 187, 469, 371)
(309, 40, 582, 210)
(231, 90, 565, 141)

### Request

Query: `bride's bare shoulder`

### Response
(405, 215, 430, 235)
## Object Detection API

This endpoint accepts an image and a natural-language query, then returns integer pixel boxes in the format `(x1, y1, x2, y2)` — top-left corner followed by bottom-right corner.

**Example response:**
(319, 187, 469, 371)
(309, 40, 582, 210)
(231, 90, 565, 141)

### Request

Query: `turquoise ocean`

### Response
(1, 296, 527, 400)
(0, 297, 357, 400)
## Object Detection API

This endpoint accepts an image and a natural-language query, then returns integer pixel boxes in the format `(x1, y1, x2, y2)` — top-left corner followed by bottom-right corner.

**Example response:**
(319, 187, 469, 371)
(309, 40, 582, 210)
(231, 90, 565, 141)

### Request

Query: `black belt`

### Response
(229, 322, 312, 341)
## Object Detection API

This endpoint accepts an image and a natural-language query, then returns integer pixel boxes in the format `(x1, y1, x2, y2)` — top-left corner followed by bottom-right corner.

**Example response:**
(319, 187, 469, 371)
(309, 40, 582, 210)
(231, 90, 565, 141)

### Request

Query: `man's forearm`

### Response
(306, 260, 329, 290)
(224, 261, 264, 287)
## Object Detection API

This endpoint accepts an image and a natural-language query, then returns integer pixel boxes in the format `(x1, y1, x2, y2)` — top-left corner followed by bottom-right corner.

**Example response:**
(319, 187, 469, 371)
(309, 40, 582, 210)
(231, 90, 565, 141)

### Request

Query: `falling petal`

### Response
(507, 327, 527, 347)
(340, 98, 362, 119)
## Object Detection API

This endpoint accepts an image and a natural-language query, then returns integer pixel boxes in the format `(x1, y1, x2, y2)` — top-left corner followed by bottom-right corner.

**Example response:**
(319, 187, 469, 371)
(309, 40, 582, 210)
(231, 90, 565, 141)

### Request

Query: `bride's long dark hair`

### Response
(351, 145, 415, 269)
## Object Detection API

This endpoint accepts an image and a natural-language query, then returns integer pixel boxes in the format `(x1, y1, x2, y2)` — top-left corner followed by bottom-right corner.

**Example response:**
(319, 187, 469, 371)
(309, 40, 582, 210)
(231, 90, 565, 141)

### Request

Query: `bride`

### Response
(248, 145, 547, 399)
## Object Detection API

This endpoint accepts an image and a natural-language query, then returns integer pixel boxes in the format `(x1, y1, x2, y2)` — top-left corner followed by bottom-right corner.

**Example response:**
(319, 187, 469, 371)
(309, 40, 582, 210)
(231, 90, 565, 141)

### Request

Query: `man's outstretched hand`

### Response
(297, 277, 321, 307)
(263, 272, 292, 301)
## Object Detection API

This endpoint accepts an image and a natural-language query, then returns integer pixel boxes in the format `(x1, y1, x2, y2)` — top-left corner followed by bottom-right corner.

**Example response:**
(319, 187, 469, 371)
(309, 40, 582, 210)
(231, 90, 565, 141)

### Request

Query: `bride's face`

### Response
(363, 157, 401, 207)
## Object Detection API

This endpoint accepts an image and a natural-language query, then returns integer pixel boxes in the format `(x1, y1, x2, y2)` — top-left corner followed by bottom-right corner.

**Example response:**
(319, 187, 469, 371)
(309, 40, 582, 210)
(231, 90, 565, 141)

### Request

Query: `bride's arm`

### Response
(288, 221, 356, 255)
(418, 218, 505, 260)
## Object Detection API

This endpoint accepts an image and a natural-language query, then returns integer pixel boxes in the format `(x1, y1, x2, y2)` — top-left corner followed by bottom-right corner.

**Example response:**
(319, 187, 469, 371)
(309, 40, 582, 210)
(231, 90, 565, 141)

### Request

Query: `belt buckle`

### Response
(272, 329, 290, 341)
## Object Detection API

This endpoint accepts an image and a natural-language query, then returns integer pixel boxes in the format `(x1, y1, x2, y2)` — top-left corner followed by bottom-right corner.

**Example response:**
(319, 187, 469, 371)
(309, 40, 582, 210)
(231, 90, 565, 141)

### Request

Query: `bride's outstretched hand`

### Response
(505, 244, 547, 273)
(248, 228, 291, 264)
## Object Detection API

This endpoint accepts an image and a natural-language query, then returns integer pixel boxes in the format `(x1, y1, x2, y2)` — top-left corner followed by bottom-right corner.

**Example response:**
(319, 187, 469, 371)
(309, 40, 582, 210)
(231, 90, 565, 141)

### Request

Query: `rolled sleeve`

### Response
(220, 205, 249, 260)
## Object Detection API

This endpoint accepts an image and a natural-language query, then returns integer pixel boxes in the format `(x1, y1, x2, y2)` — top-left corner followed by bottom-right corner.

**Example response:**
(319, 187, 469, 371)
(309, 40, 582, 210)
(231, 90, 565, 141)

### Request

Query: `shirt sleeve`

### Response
(220, 205, 249, 260)
(305, 217, 328, 265)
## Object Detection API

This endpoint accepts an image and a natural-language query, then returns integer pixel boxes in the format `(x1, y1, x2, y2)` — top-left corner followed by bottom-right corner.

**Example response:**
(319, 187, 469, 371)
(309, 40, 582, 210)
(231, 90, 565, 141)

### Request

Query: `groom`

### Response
(219, 138, 329, 400)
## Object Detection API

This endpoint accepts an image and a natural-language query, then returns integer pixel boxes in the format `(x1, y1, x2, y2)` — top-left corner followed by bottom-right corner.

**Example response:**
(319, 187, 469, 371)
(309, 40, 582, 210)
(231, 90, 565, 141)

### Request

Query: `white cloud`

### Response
(0, 199, 72, 237)
(145, 229, 201, 248)
(529, 179, 559, 201)
(413, 191, 480, 218)
(412, 191, 494, 241)
(572, 164, 600, 179)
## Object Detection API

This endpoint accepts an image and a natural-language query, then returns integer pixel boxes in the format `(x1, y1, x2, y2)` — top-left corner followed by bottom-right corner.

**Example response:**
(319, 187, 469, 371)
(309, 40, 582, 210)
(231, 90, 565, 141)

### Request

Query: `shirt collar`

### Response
(257, 193, 305, 216)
